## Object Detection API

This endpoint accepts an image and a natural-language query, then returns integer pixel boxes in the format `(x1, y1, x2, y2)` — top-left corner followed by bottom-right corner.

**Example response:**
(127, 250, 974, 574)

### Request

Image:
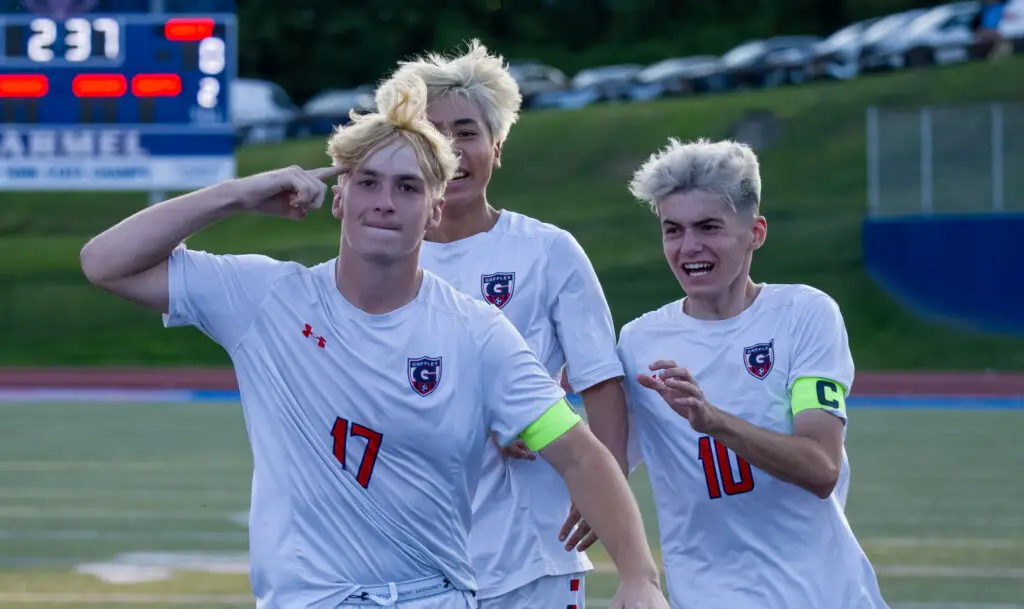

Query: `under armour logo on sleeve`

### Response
(302, 323, 327, 348)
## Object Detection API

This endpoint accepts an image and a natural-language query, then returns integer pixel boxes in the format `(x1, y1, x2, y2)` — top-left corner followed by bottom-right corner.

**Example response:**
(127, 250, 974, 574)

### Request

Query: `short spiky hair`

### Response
(628, 138, 762, 215)
(379, 39, 522, 145)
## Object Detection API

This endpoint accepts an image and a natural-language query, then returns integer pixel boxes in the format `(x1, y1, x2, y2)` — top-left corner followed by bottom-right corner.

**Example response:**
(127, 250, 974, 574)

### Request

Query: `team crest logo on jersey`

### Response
(481, 272, 515, 309)
(408, 357, 442, 397)
(743, 340, 775, 380)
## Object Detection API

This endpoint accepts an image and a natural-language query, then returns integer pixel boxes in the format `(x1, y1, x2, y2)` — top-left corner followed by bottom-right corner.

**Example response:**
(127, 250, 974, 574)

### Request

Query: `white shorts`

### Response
(477, 573, 586, 609)
(341, 590, 477, 608)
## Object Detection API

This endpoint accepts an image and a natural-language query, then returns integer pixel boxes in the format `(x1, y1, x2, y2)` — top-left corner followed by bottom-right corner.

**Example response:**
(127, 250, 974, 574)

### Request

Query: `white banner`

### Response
(0, 156, 236, 191)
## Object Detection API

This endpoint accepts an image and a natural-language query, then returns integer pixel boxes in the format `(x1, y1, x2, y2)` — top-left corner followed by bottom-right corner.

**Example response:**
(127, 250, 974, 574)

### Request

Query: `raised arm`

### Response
(80, 165, 341, 312)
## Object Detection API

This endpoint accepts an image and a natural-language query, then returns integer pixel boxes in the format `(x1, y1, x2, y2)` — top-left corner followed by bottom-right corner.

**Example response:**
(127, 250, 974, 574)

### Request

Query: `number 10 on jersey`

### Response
(698, 436, 755, 499)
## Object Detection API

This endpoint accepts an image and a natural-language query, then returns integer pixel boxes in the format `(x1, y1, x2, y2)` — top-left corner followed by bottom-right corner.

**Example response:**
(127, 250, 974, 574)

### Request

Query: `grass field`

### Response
(3, 58, 1024, 368)
(0, 400, 1021, 608)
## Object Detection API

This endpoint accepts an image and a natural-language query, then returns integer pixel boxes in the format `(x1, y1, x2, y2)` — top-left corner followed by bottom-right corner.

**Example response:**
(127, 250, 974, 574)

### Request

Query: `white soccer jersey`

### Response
(162, 246, 567, 609)
(618, 284, 888, 609)
(419, 211, 624, 598)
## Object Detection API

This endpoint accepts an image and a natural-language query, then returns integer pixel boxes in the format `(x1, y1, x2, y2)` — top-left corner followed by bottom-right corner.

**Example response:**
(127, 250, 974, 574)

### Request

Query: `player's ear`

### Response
(493, 140, 503, 169)
(751, 216, 767, 251)
(330, 183, 343, 220)
(426, 196, 445, 231)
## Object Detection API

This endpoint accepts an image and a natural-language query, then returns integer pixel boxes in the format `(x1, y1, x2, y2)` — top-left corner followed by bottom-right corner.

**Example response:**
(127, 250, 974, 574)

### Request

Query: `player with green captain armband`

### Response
(560, 137, 891, 609)
(519, 398, 583, 452)
(791, 376, 847, 418)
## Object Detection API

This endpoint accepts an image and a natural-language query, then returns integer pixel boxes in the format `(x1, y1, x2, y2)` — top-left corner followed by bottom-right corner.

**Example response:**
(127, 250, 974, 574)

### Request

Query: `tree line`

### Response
(235, 0, 944, 103)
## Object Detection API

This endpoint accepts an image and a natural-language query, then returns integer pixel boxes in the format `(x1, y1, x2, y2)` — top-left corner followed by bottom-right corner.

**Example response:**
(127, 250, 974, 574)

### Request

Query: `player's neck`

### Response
(683, 277, 761, 321)
(426, 195, 500, 243)
(334, 247, 423, 315)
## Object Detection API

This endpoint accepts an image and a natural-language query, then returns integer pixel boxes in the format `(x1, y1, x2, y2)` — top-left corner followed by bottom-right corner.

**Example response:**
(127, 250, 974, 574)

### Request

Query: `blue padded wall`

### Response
(862, 214, 1024, 334)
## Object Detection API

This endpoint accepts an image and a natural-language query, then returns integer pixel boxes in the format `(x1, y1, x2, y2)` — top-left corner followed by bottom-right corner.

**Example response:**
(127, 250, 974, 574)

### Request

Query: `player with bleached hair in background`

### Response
(80, 72, 668, 609)
(364, 39, 631, 609)
(588, 137, 890, 608)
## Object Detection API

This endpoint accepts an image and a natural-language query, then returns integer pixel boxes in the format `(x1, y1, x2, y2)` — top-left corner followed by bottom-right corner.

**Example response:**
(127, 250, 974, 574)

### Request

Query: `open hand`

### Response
(637, 360, 720, 434)
(233, 164, 346, 220)
(558, 502, 599, 553)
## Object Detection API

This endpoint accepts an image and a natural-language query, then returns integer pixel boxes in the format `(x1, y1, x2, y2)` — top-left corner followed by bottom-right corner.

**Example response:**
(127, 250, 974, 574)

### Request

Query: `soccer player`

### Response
(612, 137, 889, 608)
(368, 41, 629, 608)
(79, 74, 668, 609)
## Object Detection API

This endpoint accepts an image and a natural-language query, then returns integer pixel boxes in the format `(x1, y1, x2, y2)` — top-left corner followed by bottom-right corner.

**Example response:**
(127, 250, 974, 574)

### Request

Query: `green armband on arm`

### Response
(520, 398, 582, 452)
(791, 377, 848, 419)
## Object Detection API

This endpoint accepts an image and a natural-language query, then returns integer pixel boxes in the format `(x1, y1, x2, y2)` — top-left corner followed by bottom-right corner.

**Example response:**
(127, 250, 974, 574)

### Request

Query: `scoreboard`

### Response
(0, 9, 237, 192)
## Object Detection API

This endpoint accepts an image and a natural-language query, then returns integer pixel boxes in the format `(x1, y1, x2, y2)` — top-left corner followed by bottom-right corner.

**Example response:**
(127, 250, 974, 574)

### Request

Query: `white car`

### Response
(871, 1, 1024, 69)
(857, 9, 931, 72)
(230, 78, 301, 145)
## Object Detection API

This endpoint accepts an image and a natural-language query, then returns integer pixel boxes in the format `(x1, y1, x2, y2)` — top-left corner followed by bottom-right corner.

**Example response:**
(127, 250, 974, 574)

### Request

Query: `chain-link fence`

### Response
(866, 102, 1024, 217)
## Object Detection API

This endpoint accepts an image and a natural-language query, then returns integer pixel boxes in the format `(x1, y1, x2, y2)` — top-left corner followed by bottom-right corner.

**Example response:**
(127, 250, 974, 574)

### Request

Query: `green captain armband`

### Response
(520, 398, 582, 452)
(791, 377, 848, 418)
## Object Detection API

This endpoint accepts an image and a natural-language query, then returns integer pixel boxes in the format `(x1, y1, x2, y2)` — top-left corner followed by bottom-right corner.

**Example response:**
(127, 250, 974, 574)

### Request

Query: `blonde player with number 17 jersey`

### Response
(370, 42, 630, 608)
(79, 74, 668, 609)
(614, 138, 889, 608)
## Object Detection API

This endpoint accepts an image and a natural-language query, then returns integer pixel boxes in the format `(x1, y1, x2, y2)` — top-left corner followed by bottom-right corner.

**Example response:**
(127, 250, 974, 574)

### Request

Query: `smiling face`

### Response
(331, 139, 444, 263)
(657, 190, 767, 299)
(426, 93, 501, 209)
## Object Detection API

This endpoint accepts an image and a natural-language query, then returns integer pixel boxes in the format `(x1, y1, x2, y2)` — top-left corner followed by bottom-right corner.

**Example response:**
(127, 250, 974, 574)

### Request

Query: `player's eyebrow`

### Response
(355, 168, 424, 183)
(433, 118, 481, 130)
(661, 217, 723, 229)
(693, 217, 723, 226)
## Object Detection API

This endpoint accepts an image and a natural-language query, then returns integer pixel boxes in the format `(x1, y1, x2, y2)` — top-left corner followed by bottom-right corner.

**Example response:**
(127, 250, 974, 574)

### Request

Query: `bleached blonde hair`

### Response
(628, 138, 762, 215)
(326, 73, 458, 199)
(379, 39, 521, 145)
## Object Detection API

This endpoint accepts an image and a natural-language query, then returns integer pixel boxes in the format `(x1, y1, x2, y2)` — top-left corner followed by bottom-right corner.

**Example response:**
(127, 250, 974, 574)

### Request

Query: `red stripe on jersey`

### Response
(570, 578, 580, 592)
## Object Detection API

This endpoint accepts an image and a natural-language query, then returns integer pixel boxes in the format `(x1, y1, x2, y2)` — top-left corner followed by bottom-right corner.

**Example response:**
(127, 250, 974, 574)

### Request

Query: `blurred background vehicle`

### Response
(712, 35, 823, 90)
(296, 85, 376, 136)
(230, 78, 302, 145)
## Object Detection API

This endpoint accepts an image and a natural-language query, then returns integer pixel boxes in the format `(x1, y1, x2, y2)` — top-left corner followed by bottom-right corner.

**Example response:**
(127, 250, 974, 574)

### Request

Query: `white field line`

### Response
(587, 603, 1024, 609)
(861, 537, 1024, 550)
(590, 562, 1024, 579)
(3, 595, 1024, 608)
(0, 592, 255, 604)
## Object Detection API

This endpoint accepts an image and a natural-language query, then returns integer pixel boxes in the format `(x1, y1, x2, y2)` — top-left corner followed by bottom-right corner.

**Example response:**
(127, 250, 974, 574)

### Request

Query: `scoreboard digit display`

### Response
(0, 7, 237, 192)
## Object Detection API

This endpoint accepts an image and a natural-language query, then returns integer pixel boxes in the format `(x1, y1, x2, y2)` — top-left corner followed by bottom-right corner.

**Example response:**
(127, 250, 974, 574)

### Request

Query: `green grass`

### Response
(0, 400, 1021, 608)
(3, 59, 1024, 367)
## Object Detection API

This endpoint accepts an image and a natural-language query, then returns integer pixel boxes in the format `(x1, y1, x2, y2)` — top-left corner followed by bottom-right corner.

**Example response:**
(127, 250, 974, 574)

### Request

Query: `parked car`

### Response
(230, 78, 302, 145)
(527, 88, 601, 111)
(508, 60, 569, 108)
(634, 55, 725, 97)
(810, 16, 884, 80)
(714, 36, 822, 89)
(570, 64, 645, 102)
(858, 8, 932, 72)
(873, 2, 989, 68)
(297, 85, 376, 136)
